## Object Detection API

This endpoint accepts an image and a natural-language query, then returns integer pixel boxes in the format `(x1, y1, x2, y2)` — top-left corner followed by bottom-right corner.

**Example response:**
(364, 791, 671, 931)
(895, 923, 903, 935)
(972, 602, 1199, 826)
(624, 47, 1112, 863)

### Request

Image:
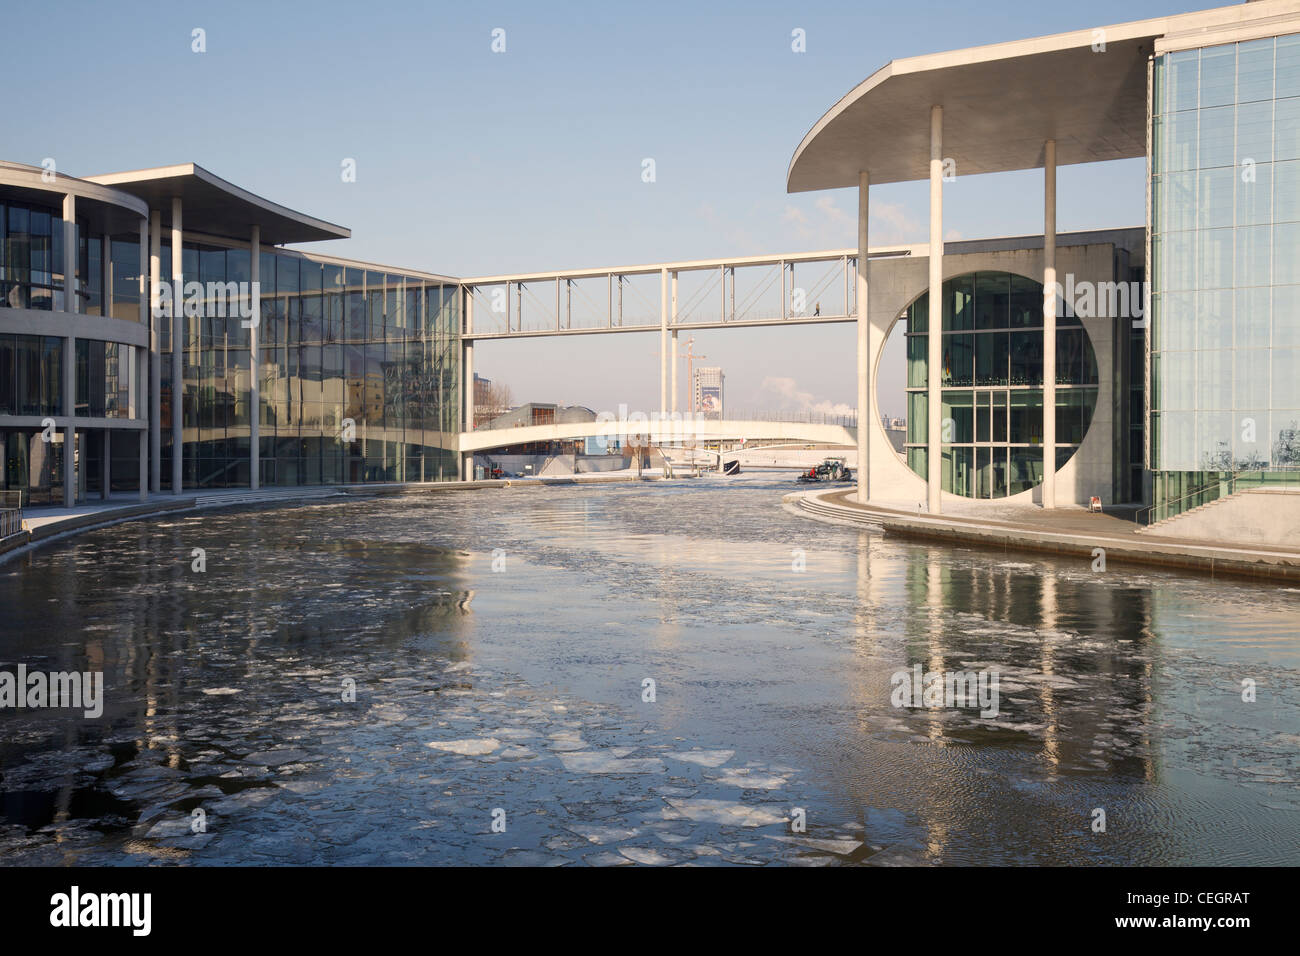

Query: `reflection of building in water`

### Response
(895, 546, 1157, 781)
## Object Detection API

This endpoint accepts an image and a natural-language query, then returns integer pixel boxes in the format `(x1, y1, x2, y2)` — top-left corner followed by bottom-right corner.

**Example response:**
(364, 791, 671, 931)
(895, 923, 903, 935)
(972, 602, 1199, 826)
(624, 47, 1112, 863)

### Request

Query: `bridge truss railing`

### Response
(459, 247, 917, 340)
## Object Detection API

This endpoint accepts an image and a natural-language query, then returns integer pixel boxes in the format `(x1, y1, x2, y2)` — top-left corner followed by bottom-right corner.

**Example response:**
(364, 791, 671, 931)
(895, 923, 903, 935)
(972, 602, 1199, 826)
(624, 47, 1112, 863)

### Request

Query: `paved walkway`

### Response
(787, 488, 1300, 582)
(1, 474, 674, 561)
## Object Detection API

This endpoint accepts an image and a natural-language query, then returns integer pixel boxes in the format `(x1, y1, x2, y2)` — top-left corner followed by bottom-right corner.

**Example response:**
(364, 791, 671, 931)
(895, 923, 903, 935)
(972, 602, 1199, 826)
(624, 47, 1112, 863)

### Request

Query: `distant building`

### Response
(479, 404, 597, 456)
(485, 402, 596, 429)
(694, 367, 724, 420)
(473, 373, 491, 410)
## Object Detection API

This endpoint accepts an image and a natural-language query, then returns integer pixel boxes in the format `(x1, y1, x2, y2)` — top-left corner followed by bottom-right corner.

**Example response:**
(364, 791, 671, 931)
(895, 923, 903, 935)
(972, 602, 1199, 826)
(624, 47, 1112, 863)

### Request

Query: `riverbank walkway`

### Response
(787, 487, 1300, 583)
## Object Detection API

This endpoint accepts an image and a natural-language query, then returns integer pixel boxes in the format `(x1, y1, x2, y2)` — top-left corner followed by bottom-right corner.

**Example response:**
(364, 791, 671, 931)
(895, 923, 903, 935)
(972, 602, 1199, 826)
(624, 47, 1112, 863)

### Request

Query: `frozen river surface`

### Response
(1, 477, 1297, 865)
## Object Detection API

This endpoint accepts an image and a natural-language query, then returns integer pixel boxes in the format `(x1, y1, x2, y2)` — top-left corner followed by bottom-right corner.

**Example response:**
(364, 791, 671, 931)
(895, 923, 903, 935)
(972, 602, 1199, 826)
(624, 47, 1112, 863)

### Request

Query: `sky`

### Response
(6, 0, 1194, 419)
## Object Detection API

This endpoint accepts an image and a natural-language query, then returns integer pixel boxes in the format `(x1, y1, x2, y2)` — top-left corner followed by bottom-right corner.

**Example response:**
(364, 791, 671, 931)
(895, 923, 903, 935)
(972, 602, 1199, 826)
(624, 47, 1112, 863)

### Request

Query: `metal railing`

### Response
(0, 507, 23, 539)
(474, 409, 861, 431)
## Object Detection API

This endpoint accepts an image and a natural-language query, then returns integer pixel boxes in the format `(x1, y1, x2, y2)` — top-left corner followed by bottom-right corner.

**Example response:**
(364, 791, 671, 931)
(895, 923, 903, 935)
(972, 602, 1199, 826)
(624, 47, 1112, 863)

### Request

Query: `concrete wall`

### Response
(865, 240, 1121, 508)
(1142, 488, 1300, 547)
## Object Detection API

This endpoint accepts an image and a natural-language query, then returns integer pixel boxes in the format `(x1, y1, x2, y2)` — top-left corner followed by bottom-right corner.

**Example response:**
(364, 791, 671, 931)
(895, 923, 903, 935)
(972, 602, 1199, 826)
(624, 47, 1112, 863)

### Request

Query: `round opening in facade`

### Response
(900, 271, 1099, 498)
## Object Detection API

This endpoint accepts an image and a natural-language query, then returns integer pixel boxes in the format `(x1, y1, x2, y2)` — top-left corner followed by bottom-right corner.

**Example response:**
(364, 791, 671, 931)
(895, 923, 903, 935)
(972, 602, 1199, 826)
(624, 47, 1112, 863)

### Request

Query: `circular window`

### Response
(886, 271, 1098, 498)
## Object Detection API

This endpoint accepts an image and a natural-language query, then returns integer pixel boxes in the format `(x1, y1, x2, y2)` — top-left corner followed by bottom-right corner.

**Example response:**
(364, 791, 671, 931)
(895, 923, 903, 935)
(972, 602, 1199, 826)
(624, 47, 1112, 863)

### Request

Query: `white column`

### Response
(101, 429, 111, 501)
(63, 335, 75, 507)
(249, 225, 260, 490)
(671, 329, 679, 415)
(171, 198, 183, 494)
(463, 342, 474, 433)
(1042, 139, 1057, 509)
(461, 291, 475, 481)
(137, 219, 147, 325)
(102, 234, 112, 319)
(149, 210, 161, 493)
(659, 268, 669, 417)
(138, 429, 148, 502)
(857, 171, 870, 504)
(671, 272, 679, 418)
(61, 195, 76, 313)
(927, 105, 943, 514)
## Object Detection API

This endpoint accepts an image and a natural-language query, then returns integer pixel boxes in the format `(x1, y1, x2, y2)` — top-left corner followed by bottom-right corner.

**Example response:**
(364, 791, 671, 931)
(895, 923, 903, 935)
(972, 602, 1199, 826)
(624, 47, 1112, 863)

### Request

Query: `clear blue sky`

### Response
(8, 0, 1194, 418)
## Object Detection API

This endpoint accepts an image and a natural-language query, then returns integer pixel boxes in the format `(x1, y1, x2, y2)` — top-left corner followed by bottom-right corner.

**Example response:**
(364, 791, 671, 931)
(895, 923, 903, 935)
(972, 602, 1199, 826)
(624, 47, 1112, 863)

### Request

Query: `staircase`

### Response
(1136, 491, 1237, 535)
(1138, 486, 1300, 547)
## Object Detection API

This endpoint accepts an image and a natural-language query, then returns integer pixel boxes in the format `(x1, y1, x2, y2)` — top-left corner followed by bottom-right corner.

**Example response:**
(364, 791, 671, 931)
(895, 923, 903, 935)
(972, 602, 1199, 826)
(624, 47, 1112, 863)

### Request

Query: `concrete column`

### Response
(250, 224, 260, 490)
(659, 268, 669, 417)
(462, 292, 474, 481)
(171, 198, 183, 494)
(138, 429, 148, 501)
(671, 272, 679, 420)
(138, 219, 148, 325)
(1042, 139, 1057, 509)
(671, 329, 679, 415)
(61, 194, 76, 314)
(63, 335, 75, 420)
(63, 425, 75, 507)
(102, 234, 112, 319)
(148, 210, 161, 493)
(463, 340, 474, 481)
(927, 105, 943, 514)
(101, 429, 111, 501)
(63, 333, 75, 507)
(856, 170, 870, 504)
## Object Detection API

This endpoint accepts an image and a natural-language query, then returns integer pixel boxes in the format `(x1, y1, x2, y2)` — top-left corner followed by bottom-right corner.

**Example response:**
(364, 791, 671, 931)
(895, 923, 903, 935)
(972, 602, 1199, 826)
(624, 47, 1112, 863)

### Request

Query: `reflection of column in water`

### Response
(925, 550, 945, 744)
(854, 531, 878, 643)
(1038, 572, 1061, 773)
(923, 546, 952, 860)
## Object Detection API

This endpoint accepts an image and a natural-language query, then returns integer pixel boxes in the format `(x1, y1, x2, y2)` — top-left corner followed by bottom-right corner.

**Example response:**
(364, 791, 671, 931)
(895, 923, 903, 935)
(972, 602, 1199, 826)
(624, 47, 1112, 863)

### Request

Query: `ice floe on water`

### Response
(426, 738, 501, 756)
(558, 751, 666, 774)
(662, 798, 788, 827)
(666, 749, 734, 768)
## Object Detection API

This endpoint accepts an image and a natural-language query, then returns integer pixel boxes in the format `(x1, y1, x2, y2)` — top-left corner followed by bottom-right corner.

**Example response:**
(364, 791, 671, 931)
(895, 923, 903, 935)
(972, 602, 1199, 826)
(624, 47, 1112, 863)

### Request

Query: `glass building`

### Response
(1151, 32, 1300, 520)
(157, 246, 460, 488)
(0, 160, 461, 508)
(785, 0, 1300, 535)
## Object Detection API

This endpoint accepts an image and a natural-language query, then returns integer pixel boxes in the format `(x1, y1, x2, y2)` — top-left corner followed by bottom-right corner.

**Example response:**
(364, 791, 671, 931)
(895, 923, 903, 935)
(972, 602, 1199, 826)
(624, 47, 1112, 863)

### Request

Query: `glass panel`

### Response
(1236, 159, 1272, 227)
(1277, 35, 1300, 99)
(1167, 49, 1200, 113)
(1198, 44, 1236, 109)
(1007, 449, 1043, 497)
(1009, 390, 1044, 445)
(943, 274, 974, 331)
(940, 390, 973, 444)
(1198, 105, 1235, 168)
(1198, 166, 1234, 228)
(1163, 109, 1199, 173)
(942, 334, 973, 387)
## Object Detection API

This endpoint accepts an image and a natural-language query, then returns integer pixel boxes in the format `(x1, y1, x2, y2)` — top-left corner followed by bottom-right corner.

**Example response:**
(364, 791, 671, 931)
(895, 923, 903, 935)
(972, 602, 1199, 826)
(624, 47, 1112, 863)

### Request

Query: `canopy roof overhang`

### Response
(85, 163, 350, 245)
(787, 0, 1300, 191)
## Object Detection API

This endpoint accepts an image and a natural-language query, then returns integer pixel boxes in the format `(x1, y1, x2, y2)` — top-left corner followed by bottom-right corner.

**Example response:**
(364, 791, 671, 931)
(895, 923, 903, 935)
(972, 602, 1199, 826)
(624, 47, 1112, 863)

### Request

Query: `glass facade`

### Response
(0, 333, 63, 416)
(0, 198, 120, 315)
(904, 271, 1099, 498)
(1151, 34, 1300, 520)
(76, 339, 138, 419)
(157, 245, 460, 488)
